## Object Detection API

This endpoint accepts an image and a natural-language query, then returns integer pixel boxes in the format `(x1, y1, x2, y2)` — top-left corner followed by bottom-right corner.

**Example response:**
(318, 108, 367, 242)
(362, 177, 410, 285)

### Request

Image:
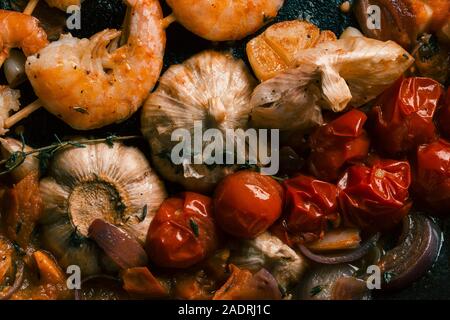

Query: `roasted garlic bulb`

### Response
(250, 37, 414, 132)
(247, 20, 337, 81)
(141, 51, 257, 193)
(0, 86, 20, 135)
(39, 142, 167, 275)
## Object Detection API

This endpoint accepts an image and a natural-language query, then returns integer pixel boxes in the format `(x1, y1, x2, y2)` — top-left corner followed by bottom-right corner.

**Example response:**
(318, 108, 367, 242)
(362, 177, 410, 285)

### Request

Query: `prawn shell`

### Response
(25, 0, 165, 130)
(166, 0, 284, 41)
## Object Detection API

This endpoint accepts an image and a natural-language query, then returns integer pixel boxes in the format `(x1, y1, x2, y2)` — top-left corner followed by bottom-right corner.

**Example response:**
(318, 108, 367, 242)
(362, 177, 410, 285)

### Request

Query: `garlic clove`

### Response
(88, 219, 148, 270)
(3, 50, 27, 88)
(0, 137, 39, 182)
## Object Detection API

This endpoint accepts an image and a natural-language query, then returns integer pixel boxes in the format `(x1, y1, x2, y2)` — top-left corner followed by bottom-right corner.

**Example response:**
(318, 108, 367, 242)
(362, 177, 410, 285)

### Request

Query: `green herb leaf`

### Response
(73, 106, 89, 114)
(189, 218, 199, 237)
(383, 271, 397, 284)
(310, 285, 323, 297)
(105, 134, 118, 148)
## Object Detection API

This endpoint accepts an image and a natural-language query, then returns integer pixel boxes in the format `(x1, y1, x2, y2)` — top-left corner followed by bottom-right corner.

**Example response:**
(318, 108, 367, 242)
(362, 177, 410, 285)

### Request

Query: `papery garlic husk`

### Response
(0, 137, 39, 182)
(229, 232, 308, 290)
(0, 86, 20, 136)
(141, 51, 257, 193)
(39, 142, 167, 275)
(250, 37, 414, 132)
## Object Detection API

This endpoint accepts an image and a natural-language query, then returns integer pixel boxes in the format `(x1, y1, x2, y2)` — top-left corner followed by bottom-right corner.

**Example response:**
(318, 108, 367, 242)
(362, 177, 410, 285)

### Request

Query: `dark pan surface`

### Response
(1, 0, 448, 300)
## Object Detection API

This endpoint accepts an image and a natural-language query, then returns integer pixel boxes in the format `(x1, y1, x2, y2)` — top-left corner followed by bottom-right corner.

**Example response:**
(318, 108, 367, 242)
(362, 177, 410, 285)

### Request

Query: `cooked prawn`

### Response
(25, 0, 166, 130)
(45, 0, 81, 11)
(0, 10, 48, 64)
(166, 0, 284, 41)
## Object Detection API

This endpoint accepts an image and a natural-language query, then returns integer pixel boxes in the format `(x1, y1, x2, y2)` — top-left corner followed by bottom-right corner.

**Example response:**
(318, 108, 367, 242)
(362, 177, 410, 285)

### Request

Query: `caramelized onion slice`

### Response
(88, 219, 148, 270)
(0, 260, 24, 300)
(299, 233, 380, 264)
(378, 214, 442, 290)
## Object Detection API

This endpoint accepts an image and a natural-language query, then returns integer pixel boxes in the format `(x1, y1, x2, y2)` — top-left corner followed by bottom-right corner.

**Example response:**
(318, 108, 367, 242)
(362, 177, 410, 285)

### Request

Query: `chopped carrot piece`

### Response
(33, 250, 66, 285)
(122, 267, 168, 298)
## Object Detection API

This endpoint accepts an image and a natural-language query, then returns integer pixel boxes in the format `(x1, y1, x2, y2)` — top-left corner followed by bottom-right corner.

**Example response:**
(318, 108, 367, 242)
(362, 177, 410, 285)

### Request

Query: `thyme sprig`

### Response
(0, 134, 141, 176)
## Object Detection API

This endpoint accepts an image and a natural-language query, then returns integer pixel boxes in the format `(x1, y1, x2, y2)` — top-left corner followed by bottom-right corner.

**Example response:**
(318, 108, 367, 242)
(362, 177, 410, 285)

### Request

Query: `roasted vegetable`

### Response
(39, 142, 166, 275)
(250, 37, 414, 133)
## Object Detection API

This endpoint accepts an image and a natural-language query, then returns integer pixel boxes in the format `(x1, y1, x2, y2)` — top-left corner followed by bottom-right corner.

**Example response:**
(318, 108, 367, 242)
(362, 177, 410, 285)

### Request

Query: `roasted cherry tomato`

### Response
(413, 139, 450, 215)
(308, 109, 370, 181)
(370, 77, 443, 156)
(438, 88, 450, 139)
(271, 175, 339, 245)
(145, 192, 218, 268)
(338, 159, 412, 232)
(213, 171, 283, 239)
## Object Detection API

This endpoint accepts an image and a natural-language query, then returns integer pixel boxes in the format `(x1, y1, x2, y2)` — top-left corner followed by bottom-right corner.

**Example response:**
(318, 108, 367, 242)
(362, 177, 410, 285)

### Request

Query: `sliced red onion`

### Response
(299, 233, 380, 264)
(0, 260, 24, 300)
(88, 219, 148, 270)
(297, 264, 371, 300)
(378, 214, 442, 290)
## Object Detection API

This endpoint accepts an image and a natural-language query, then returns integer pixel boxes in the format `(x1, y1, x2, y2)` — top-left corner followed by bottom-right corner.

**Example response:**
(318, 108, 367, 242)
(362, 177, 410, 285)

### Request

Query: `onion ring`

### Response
(299, 233, 380, 264)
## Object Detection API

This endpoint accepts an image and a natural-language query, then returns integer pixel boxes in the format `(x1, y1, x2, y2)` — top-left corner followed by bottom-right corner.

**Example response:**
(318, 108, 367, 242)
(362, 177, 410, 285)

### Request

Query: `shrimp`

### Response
(166, 0, 284, 41)
(25, 0, 166, 130)
(0, 86, 20, 135)
(0, 10, 48, 62)
(45, 0, 81, 11)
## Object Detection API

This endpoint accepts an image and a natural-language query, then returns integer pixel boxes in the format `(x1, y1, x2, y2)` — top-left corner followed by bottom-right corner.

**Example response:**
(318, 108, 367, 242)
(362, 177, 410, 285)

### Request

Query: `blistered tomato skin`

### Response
(413, 139, 450, 215)
(338, 159, 412, 232)
(145, 192, 218, 269)
(439, 89, 450, 139)
(309, 109, 370, 182)
(280, 175, 339, 243)
(213, 171, 284, 239)
(370, 77, 443, 156)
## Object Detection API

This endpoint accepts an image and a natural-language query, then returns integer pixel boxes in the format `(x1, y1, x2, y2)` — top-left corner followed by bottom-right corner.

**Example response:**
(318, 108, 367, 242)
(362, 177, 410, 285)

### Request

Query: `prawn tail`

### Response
(88, 29, 122, 71)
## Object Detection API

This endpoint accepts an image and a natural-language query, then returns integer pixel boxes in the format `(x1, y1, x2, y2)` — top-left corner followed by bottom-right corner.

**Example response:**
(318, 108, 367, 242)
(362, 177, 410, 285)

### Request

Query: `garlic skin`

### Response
(0, 86, 20, 136)
(141, 51, 257, 192)
(39, 142, 167, 275)
(3, 50, 27, 88)
(0, 137, 39, 182)
(250, 37, 414, 132)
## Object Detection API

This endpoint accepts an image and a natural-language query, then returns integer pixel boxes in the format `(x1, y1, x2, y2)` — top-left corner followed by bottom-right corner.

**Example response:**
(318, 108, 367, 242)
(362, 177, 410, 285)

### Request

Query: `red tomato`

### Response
(338, 159, 412, 232)
(370, 77, 443, 156)
(145, 192, 218, 268)
(272, 175, 339, 244)
(308, 109, 370, 181)
(438, 88, 450, 139)
(413, 139, 450, 215)
(213, 171, 284, 239)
